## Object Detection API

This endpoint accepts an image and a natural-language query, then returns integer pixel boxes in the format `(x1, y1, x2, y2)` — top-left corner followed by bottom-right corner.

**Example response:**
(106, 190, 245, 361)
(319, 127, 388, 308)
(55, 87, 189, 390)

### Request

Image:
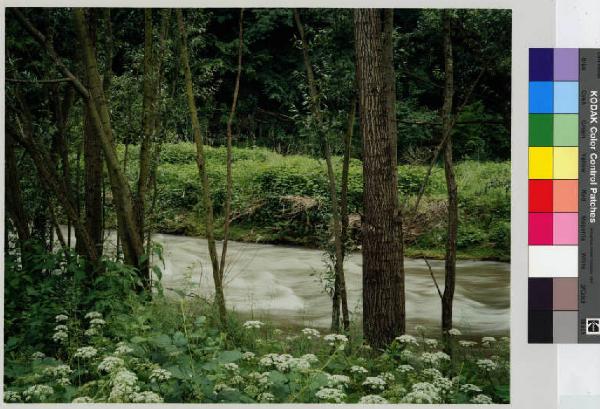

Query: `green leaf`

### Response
(216, 350, 242, 363)
(150, 333, 172, 348)
(130, 336, 147, 344)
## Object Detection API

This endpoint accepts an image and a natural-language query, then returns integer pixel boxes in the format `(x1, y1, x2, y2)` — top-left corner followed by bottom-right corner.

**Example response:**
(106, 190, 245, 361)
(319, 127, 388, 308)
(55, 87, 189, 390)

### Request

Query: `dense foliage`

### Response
(111, 144, 509, 260)
(4, 248, 509, 404)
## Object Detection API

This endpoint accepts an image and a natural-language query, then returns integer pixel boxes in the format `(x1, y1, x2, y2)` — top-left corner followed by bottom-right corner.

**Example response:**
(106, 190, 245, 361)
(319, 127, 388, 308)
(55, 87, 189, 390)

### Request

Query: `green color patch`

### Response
(529, 114, 553, 146)
(553, 114, 578, 146)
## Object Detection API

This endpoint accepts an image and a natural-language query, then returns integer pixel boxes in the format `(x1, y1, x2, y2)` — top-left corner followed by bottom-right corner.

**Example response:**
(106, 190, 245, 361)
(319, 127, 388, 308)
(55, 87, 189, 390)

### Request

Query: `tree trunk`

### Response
(293, 8, 349, 332)
(81, 10, 104, 264)
(73, 8, 145, 277)
(354, 9, 405, 347)
(441, 10, 457, 334)
(218, 9, 244, 281)
(176, 9, 227, 325)
(6, 134, 31, 248)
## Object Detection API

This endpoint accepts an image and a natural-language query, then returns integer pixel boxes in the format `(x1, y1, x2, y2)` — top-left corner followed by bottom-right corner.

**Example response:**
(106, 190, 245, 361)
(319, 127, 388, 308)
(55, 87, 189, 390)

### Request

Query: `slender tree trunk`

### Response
(293, 9, 349, 332)
(81, 10, 104, 265)
(340, 97, 356, 253)
(176, 9, 227, 325)
(441, 11, 457, 334)
(218, 9, 244, 281)
(6, 134, 31, 248)
(355, 9, 405, 347)
(135, 8, 160, 288)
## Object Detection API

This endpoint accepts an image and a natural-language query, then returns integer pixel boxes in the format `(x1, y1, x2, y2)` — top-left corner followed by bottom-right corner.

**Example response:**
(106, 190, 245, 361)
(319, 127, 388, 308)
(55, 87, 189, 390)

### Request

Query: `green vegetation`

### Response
(117, 143, 509, 261)
(4, 249, 509, 404)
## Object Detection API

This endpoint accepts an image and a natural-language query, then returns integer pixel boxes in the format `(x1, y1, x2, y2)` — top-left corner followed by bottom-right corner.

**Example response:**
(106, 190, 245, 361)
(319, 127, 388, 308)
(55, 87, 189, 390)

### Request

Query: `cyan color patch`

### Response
(529, 82, 554, 113)
(554, 82, 579, 113)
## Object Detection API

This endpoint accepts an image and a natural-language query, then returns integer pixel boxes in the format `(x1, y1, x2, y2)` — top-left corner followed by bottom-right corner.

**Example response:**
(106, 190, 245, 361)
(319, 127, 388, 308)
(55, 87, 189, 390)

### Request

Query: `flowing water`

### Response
(148, 233, 509, 336)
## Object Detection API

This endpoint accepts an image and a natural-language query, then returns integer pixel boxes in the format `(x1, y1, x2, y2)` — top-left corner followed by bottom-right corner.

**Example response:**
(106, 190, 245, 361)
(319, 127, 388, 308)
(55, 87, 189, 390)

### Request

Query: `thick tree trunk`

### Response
(293, 9, 349, 332)
(73, 8, 145, 276)
(176, 9, 227, 325)
(355, 9, 405, 347)
(441, 11, 457, 333)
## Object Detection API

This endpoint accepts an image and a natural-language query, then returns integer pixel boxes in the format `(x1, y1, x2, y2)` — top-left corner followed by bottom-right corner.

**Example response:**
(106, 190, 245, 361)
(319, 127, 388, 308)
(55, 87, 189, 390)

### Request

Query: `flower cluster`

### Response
(98, 356, 125, 373)
(315, 387, 346, 403)
(396, 334, 418, 345)
(359, 394, 388, 404)
(476, 358, 498, 372)
(150, 368, 172, 382)
(243, 320, 264, 330)
(362, 376, 386, 391)
(74, 346, 98, 359)
(323, 334, 348, 348)
(301, 327, 320, 339)
(23, 384, 54, 402)
(327, 374, 351, 389)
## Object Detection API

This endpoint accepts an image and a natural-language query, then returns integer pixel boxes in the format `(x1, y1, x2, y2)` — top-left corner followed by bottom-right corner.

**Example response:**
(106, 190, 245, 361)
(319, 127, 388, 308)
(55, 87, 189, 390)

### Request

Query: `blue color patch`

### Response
(529, 82, 554, 113)
(554, 82, 579, 113)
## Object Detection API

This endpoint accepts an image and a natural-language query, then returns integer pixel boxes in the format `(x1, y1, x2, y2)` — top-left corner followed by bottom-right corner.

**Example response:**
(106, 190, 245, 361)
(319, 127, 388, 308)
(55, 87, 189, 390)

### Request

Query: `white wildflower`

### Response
(425, 338, 439, 348)
(73, 346, 98, 359)
(4, 391, 21, 402)
(85, 328, 99, 337)
(315, 387, 346, 403)
(350, 365, 368, 374)
(85, 311, 102, 320)
(43, 364, 73, 378)
(362, 376, 386, 391)
(109, 369, 138, 402)
(23, 384, 54, 402)
(273, 329, 283, 335)
(90, 318, 106, 327)
(259, 353, 293, 371)
(54, 325, 68, 332)
(448, 328, 462, 336)
(380, 372, 395, 382)
(115, 342, 134, 355)
(398, 364, 414, 373)
(422, 368, 443, 379)
(98, 356, 124, 373)
(72, 396, 94, 403)
(327, 374, 351, 389)
(433, 376, 454, 393)
(31, 351, 46, 360)
(55, 314, 68, 322)
(301, 328, 321, 339)
(460, 383, 483, 393)
(359, 394, 388, 404)
(130, 391, 164, 403)
(396, 334, 419, 345)
(52, 331, 68, 343)
(401, 390, 440, 404)
(301, 353, 319, 364)
(150, 368, 172, 382)
(323, 334, 348, 349)
(471, 394, 493, 404)
(400, 349, 414, 360)
(476, 359, 498, 372)
(433, 351, 451, 362)
(243, 320, 264, 330)
(459, 340, 477, 347)
(222, 362, 239, 372)
(482, 336, 497, 346)
(289, 357, 312, 372)
(242, 351, 256, 361)
(257, 392, 275, 402)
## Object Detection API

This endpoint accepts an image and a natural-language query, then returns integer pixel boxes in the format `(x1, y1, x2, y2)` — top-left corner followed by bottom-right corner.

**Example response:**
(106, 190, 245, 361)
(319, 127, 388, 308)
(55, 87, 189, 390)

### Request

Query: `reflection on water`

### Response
(151, 233, 509, 336)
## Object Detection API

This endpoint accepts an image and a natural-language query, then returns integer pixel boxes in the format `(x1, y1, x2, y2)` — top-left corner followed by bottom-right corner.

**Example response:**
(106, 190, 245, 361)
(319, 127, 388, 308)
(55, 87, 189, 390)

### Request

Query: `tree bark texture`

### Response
(441, 10, 457, 333)
(176, 9, 227, 325)
(354, 9, 405, 347)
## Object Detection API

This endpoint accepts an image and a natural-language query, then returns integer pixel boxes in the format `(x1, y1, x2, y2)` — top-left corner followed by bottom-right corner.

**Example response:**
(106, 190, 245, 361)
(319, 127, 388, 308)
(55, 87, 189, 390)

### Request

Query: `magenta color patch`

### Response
(529, 213, 554, 245)
(553, 213, 578, 244)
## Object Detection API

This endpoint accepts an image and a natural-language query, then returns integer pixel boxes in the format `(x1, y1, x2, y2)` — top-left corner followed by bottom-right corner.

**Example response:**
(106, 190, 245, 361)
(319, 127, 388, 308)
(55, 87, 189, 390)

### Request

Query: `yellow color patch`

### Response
(529, 147, 553, 179)
(553, 147, 578, 179)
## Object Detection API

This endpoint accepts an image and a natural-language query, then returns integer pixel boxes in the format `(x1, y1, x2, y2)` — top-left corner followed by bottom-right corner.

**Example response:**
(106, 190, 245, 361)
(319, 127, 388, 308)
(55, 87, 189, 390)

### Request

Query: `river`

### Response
(146, 233, 510, 336)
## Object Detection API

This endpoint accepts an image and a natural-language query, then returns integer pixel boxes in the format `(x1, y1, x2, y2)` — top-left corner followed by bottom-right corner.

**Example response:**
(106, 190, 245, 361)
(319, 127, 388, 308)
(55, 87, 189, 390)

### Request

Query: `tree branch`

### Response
(6, 77, 72, 84)
(423, 257, 443, 299)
